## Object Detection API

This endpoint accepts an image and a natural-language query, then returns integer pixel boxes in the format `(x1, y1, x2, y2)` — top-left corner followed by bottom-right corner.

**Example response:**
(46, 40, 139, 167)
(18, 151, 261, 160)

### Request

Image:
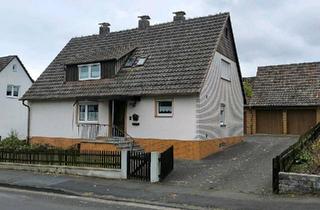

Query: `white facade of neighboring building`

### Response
(29, 52, 243, 141)
(0, 57, 33, 139)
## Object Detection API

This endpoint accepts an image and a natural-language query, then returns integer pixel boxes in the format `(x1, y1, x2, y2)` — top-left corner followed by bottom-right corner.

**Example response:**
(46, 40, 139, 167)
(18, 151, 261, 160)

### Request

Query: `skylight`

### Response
(124, 57, 147, 67)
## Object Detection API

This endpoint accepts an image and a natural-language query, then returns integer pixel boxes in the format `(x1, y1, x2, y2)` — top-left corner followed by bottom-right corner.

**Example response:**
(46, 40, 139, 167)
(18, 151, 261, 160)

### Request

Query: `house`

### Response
(245, 62, 320, 135)
(0, 55, 33, 139)
(22, 12, 245, 160)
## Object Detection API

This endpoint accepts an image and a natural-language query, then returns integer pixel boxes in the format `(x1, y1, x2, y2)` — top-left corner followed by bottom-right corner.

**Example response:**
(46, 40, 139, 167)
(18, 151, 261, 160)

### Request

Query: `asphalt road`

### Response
(0, 187, 179, 210)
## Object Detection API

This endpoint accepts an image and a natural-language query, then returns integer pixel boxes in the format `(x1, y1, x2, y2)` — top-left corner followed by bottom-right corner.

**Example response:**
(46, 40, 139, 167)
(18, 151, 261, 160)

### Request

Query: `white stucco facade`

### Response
(29, 55, 243, 141)
(0, 57, 33, 139)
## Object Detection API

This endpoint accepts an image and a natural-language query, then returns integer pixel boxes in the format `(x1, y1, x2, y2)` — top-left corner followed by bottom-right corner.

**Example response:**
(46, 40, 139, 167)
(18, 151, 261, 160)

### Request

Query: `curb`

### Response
(0, 182, 205, 210)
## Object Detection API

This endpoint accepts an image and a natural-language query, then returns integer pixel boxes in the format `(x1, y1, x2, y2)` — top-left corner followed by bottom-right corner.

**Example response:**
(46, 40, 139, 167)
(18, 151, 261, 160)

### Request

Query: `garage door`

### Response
(256, 110, 283, 134)
(287, 109, 316, 135)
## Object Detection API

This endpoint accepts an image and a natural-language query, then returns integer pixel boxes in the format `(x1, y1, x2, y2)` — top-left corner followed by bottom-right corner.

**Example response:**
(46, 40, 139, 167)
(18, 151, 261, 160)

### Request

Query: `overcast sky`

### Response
(1, 0, 320, 79)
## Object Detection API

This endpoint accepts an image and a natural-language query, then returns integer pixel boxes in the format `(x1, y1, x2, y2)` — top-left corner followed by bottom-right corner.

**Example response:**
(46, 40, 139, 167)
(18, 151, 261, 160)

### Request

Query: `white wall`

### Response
(30, 100, 109, 138)
(126, 96, 197, 140)
(196, 52, 244, 139)
(0, 57, 33, 139)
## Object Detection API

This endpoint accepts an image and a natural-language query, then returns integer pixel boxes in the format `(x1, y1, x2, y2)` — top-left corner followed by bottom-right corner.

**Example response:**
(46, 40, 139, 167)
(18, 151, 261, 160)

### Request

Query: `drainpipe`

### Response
(22, 100, 31, 144)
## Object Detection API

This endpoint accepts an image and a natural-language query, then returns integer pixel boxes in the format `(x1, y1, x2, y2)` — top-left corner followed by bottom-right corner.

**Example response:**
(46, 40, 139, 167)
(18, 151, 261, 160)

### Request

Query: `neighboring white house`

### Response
(22, 12, 245, 159)
(0, 55, 33, 139)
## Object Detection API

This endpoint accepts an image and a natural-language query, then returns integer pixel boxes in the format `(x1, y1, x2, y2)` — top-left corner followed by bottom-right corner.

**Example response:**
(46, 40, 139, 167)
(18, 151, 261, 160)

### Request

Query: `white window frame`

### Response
(6, 84, 20, 98)
(155, 99, 173, 117)
(219, 103, 226, 127)
(221, 59, 231, 81)
(78, 103, 99, 123)
(78, 63, 101, 81)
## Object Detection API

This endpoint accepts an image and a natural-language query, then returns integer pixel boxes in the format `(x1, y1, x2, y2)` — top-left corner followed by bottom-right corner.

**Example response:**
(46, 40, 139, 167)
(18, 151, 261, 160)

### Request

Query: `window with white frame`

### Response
(156, 99, 173, 117)
(6, 85, 19, 97)
(219, 103, 226, 127)
(78, 63, 101, 80)
(78, 104, 99, 122)
(221, 59, 231, 81)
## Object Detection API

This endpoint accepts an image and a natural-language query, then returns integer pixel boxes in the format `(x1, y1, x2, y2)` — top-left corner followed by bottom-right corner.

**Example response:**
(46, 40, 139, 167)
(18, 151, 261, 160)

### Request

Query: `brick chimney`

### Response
(173, 11, 186, 21)
(99, 22, 110, 36)
(138, 15, 150, 30)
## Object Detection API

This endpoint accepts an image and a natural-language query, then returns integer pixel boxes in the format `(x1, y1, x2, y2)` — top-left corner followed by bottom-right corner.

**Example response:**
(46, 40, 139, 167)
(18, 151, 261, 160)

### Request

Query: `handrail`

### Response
(77, 123, 136, 151)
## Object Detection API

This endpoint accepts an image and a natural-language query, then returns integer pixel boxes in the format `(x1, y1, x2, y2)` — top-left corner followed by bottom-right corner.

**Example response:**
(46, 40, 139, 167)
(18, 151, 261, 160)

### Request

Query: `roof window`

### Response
(124, 57, 147, 67)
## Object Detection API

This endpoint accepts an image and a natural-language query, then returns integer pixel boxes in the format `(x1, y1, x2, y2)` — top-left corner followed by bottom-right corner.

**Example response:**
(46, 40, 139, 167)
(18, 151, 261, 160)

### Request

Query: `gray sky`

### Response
(1, 0, 320, 79)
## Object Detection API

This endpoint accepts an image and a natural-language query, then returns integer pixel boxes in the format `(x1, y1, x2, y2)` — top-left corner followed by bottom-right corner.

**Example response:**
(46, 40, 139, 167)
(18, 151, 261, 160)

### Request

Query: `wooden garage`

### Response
(256, 110, 283, 134)
(287, 109, 316, 135)
(244, 61, 320, 136)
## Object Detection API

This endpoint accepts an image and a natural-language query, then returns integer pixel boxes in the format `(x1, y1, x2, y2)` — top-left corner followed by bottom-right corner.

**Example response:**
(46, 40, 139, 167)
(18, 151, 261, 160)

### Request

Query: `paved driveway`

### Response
(163, 135, 298, 194)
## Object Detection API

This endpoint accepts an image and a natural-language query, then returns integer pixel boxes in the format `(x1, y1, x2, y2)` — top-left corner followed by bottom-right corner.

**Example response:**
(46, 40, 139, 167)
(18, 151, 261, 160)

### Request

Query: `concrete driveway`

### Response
(164, 135, 298, 194)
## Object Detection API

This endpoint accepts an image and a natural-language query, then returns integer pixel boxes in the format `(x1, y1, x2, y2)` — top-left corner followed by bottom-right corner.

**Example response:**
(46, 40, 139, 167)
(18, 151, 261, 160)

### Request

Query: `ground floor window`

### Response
(79, 104, 98, 123)
(156, 99, 173, 117)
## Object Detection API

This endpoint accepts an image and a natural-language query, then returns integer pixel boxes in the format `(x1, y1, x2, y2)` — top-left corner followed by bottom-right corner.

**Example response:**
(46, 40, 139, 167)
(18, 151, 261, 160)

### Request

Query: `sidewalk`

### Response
(0, 169, 320, 210)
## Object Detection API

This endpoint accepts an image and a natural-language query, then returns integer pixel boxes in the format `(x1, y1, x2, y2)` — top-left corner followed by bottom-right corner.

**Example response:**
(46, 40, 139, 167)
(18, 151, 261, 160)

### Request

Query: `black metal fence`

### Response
(127, 151, 151, 181)
(159, 146, 174, 181)
(0, 149, 121, 169)
(272, 123, 320, 193)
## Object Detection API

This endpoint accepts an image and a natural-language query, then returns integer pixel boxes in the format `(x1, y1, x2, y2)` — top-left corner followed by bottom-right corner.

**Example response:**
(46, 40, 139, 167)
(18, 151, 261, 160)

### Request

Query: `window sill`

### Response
(221, 77, 231, 82)
(155, 115, 173, 118)
(78, 121, 99, 125)
(6, 96, 19, 99)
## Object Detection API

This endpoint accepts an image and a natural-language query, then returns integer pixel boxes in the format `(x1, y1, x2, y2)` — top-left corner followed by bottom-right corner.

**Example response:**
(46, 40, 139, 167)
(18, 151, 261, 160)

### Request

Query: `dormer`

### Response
(64, 45, 136, 82)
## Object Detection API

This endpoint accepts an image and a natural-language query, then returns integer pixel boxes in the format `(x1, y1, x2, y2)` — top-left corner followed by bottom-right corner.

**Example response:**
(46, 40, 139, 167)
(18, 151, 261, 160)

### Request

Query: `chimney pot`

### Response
(138, 15, 150, 30)
(173, 11, 186, 21)
(99, 22, 110, 36)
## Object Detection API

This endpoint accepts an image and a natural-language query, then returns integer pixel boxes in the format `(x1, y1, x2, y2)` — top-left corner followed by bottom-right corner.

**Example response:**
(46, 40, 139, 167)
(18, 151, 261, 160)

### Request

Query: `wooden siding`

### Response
(287, 109, 316, 135)
(196, 52, 243, 139)
(256, 110, 283, 134)
(101, 61, 115, 79)
(65, 65, 78, 81)
(217, 18, 237, 62)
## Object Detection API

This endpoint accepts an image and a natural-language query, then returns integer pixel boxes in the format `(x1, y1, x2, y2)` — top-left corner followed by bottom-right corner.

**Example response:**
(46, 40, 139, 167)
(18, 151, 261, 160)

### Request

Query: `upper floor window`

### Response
(155, 99, 173, 117)
(6, 85, 19, 98)
(12, 64, 17, 72)
(79, 104, 99, 123)
(221, 59, 231, 81)
(78, 63, 101, 80)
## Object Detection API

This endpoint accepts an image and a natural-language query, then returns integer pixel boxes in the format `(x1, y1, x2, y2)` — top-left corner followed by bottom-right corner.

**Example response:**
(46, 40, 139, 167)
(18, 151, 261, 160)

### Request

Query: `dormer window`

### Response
(78, 63, 101, 80)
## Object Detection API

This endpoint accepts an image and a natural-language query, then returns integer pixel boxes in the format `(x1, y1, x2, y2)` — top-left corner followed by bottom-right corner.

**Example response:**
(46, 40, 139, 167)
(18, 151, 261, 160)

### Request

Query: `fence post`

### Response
(121, 150, 128, 179)
(272, 156, 280, 194)
(150, 152, 161, 183)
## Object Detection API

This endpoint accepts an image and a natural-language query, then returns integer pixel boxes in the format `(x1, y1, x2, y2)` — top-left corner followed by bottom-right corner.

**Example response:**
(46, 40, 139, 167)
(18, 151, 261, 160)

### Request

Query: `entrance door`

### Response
(110, 100, 126, 136)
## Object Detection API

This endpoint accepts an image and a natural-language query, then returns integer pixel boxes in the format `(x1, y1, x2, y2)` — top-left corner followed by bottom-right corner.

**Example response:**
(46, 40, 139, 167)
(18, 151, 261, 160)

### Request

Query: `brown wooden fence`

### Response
(0, 150, 121, 169)
(272, 122, 320, 193)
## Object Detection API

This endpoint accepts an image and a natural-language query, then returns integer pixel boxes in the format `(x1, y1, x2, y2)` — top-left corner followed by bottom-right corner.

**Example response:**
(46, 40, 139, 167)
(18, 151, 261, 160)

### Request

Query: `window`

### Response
(12, 64, 17, 72)
(156, 99, 173, 117)
(135, 57, 147, 66)
(78, 104, 98, 122)
(124, 57, 147, 67)
(6, 85, 19, 97)
(221, 59, 231, 81)
(78, 63, 101, 80)
(219, 103, 226, 127)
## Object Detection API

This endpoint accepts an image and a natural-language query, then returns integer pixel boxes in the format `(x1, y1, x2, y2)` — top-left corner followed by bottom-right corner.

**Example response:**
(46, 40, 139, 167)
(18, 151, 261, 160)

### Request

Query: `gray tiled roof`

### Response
(250, 62, 320, 106)
(23, 13, 229, 100)
(0, 55, 15, 72)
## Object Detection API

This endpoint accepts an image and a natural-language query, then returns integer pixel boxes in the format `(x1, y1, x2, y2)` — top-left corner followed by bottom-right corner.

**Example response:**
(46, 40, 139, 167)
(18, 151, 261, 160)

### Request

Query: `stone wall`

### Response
(279, 172, 320, 194)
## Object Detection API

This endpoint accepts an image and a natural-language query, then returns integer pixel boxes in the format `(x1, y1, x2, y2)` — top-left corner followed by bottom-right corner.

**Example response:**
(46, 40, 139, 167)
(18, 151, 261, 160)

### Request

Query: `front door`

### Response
(110, 100, 126, 136)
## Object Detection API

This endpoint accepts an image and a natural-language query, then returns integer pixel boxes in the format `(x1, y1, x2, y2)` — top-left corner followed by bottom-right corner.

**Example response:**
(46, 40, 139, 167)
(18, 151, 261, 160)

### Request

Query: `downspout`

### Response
(22, 100, 31, 144)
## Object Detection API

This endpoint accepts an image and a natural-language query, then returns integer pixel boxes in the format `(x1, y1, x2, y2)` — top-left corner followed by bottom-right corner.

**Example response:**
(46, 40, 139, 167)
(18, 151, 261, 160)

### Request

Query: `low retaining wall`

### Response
(136, 136, 243, 160)
(0, 162, 124, 179)
(279, 172, 320, 194)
